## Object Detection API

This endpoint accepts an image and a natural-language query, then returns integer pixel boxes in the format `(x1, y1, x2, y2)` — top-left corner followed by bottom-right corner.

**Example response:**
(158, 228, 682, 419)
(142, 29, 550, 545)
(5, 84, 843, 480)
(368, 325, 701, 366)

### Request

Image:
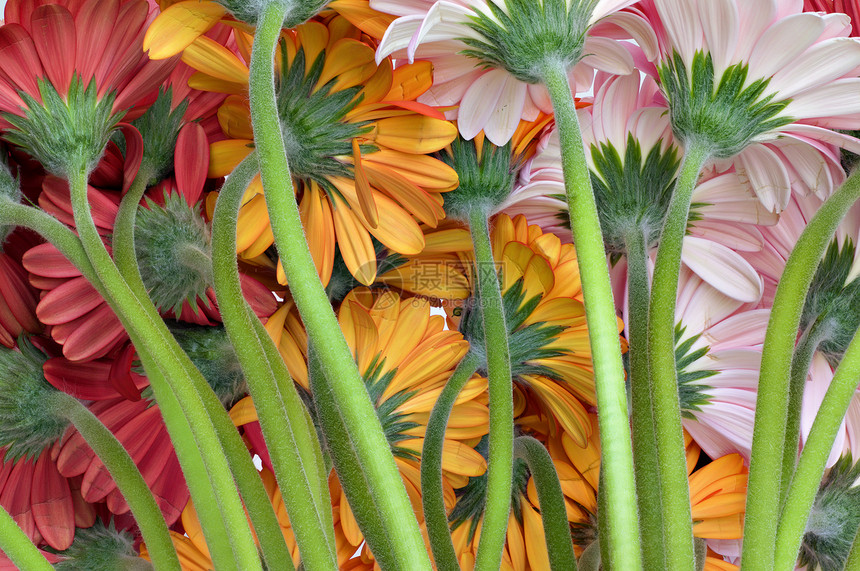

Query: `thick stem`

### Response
(514, 436, 578, 571)
(467, 208, 514, 571)
(66, 159, 261, 571)
(846, 521, 860, 570)
(743, 170, 860, 571)
(422, 352, 481, 571)
(540, 62, 641, 570)
(0, 504, 52, 570)
(623, 230, 665, 570)
(647, 140, 711, 570)
(307, 345, 397, 571)
(211, 151, 335, 569)
(110, 148, 290, 569)
(48, 391, 180, 571)
(248, 4, 430, 568)
(780, 320, 827, 505)
(772, 326, 860, 570)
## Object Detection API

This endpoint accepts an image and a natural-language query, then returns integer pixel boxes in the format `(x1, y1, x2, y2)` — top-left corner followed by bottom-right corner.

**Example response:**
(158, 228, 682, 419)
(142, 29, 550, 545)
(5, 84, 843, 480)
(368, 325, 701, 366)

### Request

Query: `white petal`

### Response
(768, 37, 860, 99)
(769, 138, 834, 198)
(376, 15, 424, 62)
(457, 69, 526, 145)
(784, 124, 860, 156)
(653, 0, 703, 64)
(409, 1, 482, 61)
(689, 220, 766, 252)
(785, 78, 860, 120)
(676, 269, 744, 334)
(698, 0, 738, 76)
(590, 12, 659, 62)
(735, 144, 791, 213)
(682, 236, 763, 303)
(733, 0, 776, 63)
(581, 36, 634, 76)
(588, 0, 640, 25)
(705, 309, 771, 349)
(746, 13, 824, 82)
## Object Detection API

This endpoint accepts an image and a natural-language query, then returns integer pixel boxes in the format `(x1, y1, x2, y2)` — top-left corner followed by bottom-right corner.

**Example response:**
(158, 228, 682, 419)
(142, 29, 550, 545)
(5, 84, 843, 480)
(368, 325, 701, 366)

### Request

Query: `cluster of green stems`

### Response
(1, 1, 860, 569)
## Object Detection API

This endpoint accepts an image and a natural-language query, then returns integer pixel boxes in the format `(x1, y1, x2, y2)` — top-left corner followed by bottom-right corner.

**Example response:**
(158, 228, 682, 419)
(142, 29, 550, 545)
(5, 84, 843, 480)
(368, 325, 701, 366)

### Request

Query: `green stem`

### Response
(307, 344, 397, 571)
(248, 3, 430, 568)
(111, 148, 291, 569)
(623, 230, 664, 570)
(780, 320, 827, 505)
(772, 326, 860, 570)
(211, 151, 335, 569)
(0, 504, 52, 570)
(467, 208, 513, 571)
(514, 436, 577, 571)
(65, 159, 261, 571)
(647, 140, 711, 570)
(743, 170, 860, 571)
(48, 391, 180, 571)
(540, 62, 641, 570)
(0, 199, 238, 567)
(422, 351, 481, 571)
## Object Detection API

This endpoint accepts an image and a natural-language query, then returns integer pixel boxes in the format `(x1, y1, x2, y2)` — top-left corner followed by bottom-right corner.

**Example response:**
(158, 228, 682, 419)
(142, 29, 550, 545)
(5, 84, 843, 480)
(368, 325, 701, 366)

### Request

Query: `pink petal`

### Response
(682, 236, 763, 303)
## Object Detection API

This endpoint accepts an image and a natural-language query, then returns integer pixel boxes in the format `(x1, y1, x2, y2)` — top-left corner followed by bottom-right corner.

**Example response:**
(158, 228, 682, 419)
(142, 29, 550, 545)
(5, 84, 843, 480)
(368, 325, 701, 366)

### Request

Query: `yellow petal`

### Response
(328, 0, 397, 39)
(228, 396, 258, 427)
(217, 96, 253, 140)
(356, 57, 393, 105)
(523, 505, 551, 571)
(183, 35, 249, 84)
(299, 183, 336, 286)
(188, 71, 247, 95)
(143, 1, 227, 59)
(362, 149, 459, 191)
(331, 199, 377, 285)
(236, 194, 271, 253)
(384, 61, 434, 101)
(319, 38, 378, 92)
(296, 21, 330, 75)
(352, 139, 379, 228)
(370, 115, 458, 153)
(209, 139, 253, 177)
(364, 161, 444, 227)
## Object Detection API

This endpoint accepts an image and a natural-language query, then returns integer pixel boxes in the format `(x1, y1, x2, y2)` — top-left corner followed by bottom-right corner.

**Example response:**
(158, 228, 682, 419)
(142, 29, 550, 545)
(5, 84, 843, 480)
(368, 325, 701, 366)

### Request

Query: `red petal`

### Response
(0, 23, 43, 100)
(43, 357, 126, 400)
(23, 242, 81, 279)
(90, 141, 125, 188)
(175, 122, 208, 205)
(113, 56, 179, 117)
(0, 254, 39, 332)
(30, 5, 75, 94)
(68, 475, 96, 528)
(73, 0, 119, 84)
(0, 459, 36, 542)
(381, 100, 447, 121)
(108, 343, 145, 401)
(37, 276, 104, 325)
(54, 304, 127, 362)
(97, 0, 147, 96)
(30, 453, 73, 550)
(240, 274, 278, 317)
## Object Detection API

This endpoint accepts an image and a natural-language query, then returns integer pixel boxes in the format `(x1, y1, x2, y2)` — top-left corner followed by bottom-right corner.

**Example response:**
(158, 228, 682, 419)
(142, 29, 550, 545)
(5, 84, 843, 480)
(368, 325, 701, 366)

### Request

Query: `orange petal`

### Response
(362, 149, 459, 190)
(384, 61, 433, 101)
(319, 38, 377, 92)
(328, 0, 396, 39)
(299, 183, 336, 286)
(331, 199, 377, 285)
(352, 139, 379, 228)
(370, 115, 458, 153)
(236, 194, 271, 253)
(217, 95, 253, 140)
(364, 161, 444, 226)
(209, 139, 254, 177)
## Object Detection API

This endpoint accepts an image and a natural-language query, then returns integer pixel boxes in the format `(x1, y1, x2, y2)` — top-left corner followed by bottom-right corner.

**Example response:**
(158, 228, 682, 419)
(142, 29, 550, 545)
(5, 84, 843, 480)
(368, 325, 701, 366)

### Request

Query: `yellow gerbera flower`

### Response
(146, 10, 458, 286)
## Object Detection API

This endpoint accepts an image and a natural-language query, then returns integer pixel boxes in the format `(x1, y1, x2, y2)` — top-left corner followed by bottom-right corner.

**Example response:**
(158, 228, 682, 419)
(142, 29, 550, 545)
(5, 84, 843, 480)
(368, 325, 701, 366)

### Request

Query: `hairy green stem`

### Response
(0, 504, 52, 570)
(66, 158, 260, 571)
(49, 391, 180, 571)
(514, 436, 577, 571)
(773, 326, 860, 570)
(110, 147, 293, 569)
(647, 140, 711, 570)
(211, 151, 335, 570)
(623, 230, 664, 569)
(846, 522, 860, 570)
(780, 321, 827, 505)
(743, 170, 860, 570)
(248, 3, 430, 568)
(540, 62, 640, 570)
(467, 208, 513, 571)
(422, 351, 481, 571)
(307, 345, 397, 571)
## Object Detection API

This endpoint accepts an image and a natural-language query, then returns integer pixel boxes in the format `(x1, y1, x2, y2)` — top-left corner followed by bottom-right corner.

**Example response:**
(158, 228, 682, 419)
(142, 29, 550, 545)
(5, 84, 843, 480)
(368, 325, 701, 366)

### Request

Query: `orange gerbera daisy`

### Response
(146, 11, 458, 286)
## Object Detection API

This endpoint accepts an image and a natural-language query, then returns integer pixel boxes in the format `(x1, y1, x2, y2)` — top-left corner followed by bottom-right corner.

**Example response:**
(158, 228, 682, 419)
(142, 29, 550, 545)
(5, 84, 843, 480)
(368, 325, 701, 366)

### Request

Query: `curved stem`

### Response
(211, 151, 336, 569)
(0, 504, 52, 571)
(648, 140, 711, 570)
(248, 3, 430, 568)
(110, 150, 291, 569)
(422, 352, 480, 571)
(307, 344, 397, 571)
(623, 230, 664, 570)
(780, 320, 827, 505)
(467, 209, 514, 571)
(846, 521, 860, 570)
(743, 170, 860, 571)
(772, 325, 860, 570)
(514, 436, 578, 571)
(540, 62, 641, 570)
(48, 391, 180, 571)
(65, 158, 260, 571)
